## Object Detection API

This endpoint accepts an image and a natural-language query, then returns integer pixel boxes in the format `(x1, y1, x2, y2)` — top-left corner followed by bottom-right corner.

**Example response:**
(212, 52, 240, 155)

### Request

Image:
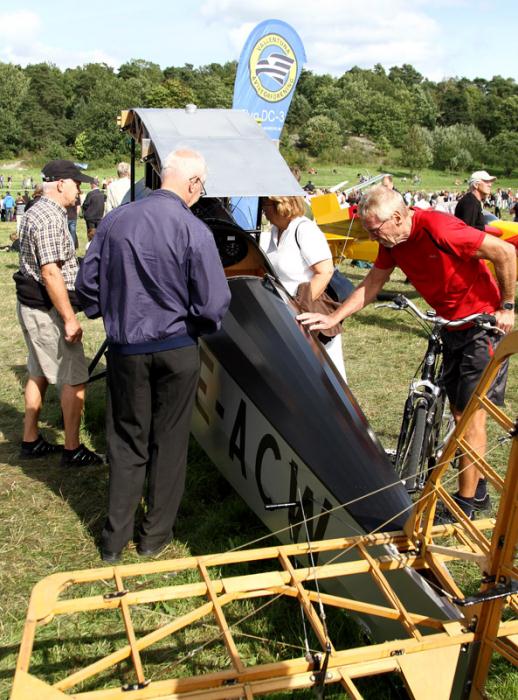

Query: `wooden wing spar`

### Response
(11, 332, 518, 699)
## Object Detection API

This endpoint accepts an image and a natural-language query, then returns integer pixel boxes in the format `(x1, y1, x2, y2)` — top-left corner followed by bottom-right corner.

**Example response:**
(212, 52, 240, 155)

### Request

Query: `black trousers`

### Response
(102, 345, 200, 552)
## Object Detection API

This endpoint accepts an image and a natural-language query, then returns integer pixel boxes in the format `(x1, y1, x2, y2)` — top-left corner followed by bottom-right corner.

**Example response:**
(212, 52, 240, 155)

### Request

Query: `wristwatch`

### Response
(501, 302, 515, 311)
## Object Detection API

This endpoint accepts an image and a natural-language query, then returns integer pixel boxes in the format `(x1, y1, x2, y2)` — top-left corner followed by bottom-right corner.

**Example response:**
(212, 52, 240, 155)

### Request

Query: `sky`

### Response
(0, 0, 516, 83)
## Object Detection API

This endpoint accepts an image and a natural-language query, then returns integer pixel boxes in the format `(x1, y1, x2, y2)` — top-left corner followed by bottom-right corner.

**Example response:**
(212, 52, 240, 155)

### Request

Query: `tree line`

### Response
(0, 59, 517, 175)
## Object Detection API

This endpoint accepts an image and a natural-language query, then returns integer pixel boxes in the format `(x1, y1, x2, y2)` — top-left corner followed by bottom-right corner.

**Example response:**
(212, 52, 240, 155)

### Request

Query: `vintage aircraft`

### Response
(88, 107, 468, 642)
(310, 176, 518, 272)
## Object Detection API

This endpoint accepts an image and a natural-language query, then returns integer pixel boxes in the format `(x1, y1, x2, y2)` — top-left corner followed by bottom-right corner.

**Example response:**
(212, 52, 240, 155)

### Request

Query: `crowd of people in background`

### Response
(0, 163, 133, 251)
(302, 176, 518, 222)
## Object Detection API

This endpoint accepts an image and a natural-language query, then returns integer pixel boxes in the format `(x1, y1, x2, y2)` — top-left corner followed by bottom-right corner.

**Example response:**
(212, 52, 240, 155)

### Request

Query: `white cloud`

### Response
(200, 0, 447, 79)
(0, 9, 120, 69)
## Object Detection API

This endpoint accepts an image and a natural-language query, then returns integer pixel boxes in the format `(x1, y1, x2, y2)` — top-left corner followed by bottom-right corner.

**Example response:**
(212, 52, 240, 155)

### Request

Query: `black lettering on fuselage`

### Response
(255, 434, 280, 506)
(288, 459, 331, 548)
(229, 399, 247, 478)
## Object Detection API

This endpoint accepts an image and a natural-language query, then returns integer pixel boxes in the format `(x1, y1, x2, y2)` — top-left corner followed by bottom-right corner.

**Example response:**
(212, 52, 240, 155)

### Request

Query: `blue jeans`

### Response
(68, 220, 78, 249)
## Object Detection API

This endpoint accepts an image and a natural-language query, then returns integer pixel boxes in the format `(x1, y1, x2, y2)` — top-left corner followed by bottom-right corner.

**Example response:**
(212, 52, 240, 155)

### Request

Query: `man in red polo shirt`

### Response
(298, 185, 516, 520)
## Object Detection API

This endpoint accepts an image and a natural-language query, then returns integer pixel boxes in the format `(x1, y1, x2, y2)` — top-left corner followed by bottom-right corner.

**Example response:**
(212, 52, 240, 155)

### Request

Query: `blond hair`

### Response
(266, 195, 306, 219)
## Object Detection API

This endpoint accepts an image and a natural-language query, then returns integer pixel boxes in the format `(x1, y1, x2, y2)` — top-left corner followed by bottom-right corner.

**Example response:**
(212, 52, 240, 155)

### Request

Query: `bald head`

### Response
(160, 149, 207, 207)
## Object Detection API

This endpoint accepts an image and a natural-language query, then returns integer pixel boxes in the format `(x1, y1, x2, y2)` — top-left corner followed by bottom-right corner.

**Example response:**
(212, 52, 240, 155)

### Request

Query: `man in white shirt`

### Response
(105, 162, 131, 213)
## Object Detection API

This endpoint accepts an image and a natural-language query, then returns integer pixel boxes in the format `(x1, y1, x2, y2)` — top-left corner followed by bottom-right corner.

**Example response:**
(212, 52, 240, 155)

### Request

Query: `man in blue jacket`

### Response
(3, 191, 15, 221)
(76, 149, 231, 562)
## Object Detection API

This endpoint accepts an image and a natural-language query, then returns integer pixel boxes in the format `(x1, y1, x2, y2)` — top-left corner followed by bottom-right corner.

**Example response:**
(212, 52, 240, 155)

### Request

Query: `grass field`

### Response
(0, 214, 516, 699)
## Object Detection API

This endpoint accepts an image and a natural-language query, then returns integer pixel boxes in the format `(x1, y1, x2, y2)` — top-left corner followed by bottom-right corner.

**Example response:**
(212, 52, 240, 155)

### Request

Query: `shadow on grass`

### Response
(2, 364, 109, 545)
(356, 311, 429, 338)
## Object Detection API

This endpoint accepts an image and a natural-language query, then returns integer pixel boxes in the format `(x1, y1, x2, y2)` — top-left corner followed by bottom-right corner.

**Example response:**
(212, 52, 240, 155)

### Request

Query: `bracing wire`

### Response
(141, 436, 509, 683)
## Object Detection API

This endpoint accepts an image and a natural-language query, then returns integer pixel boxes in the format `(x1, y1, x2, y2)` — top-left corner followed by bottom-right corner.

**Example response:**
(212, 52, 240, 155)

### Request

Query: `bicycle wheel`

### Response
(395, 401, 429, 493)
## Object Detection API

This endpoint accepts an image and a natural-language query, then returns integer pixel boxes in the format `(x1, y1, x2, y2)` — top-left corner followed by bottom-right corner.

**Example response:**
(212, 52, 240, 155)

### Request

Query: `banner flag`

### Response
(231, 19, 306, 229)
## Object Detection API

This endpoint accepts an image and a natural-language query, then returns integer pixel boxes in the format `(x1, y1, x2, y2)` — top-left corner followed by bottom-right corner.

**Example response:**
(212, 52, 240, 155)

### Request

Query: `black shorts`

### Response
(440, 326, 508, 412)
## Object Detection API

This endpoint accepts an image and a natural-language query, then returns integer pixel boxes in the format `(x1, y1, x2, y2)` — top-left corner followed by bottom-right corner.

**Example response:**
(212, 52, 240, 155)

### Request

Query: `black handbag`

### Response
(326, 267, 354, 303)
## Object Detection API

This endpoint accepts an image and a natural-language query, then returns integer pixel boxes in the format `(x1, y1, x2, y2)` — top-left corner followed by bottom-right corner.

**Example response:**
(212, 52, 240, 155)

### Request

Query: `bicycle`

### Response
(376, 292, 499, 493)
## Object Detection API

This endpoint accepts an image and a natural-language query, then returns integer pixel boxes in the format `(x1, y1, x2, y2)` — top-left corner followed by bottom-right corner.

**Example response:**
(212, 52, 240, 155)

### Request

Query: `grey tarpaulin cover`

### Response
(131, 107, 303, 198)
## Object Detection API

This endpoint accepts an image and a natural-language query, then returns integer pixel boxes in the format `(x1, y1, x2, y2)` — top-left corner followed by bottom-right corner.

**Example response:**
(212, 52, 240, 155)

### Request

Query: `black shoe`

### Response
(20, 435, 63, 459)
(61, 443, 104, 467)
(434, 494, 475, 525)
(101, 549, 121, 563)
(474, 492, 492, 512)
(137, 533, 174, 557)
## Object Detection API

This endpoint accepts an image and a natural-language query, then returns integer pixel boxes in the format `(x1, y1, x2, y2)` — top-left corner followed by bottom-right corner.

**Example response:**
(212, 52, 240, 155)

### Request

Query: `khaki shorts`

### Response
(17, 302, 89, 386)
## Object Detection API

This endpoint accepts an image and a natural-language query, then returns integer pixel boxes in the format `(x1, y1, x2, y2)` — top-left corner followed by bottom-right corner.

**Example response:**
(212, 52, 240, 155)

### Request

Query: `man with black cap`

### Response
(455, 170, 496, 231)
(15, 159, 103, 466)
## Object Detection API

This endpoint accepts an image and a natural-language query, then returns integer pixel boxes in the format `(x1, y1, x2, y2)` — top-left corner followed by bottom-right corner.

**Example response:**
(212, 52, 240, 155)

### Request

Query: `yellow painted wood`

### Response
(398, 645, 461, 700)
(10, 671, 69, 699)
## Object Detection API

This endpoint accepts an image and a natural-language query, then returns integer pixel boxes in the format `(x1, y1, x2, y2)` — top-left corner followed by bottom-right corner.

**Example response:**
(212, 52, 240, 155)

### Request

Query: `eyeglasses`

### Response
(364, 217, 390, 237)
(189, 176, 206, 198)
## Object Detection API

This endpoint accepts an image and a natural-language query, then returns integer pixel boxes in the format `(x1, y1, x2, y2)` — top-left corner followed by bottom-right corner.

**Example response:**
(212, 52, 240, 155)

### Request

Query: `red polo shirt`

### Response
(374, 208, 501, 320)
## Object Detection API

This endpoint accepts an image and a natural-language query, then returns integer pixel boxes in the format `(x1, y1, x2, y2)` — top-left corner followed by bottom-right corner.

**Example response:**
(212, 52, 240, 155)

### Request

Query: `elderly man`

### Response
(105, 162, 131, 213)
(76, 149, 231, 562)
(15, 159, 103, 466)
(455, 170, 496, 231)
(299, 185, 516, 521)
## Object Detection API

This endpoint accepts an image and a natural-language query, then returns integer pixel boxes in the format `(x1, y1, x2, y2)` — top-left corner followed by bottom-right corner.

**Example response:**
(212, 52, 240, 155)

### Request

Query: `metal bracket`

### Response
(103, 590, 129, 600)
(453, 580, 518, 607)
(122, 680, 150, 691)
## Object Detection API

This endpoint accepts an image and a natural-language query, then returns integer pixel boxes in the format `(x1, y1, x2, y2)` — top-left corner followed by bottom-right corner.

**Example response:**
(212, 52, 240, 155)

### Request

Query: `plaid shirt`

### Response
(18, 196, 78, 290)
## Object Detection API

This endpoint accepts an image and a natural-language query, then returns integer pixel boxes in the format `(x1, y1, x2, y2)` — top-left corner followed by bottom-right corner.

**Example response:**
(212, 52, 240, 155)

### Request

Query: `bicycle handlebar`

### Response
(375, 293, 500, 331)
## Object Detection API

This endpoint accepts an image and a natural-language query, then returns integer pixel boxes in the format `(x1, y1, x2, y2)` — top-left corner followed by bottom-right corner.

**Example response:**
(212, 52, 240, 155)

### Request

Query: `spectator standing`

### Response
(0, 174, 4, 188)
(14, 159, 102, 466)
(3, 191, 15, 221)
(76, 149, 231, 562)
(15, 193, 26, 234)
(0, 193, 4, 221)
(299, 186, 515, 522)
(25, 184, 43, 212)
(81, 178, 105, 244)
(455, 171, 495, 230)
(105, 162, 131, 213)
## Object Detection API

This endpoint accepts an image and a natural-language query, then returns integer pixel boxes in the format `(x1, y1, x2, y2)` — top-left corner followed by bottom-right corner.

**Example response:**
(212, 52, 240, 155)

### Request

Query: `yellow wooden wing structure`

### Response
(10, 332, 518, 699)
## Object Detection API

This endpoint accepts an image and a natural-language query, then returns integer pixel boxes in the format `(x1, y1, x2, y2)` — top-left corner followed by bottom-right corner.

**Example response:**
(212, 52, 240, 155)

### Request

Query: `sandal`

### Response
(20, 435, 63, 459)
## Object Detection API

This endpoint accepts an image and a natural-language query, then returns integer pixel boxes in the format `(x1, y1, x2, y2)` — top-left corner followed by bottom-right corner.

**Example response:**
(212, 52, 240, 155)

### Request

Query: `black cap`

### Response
(41, 159, 95, 184)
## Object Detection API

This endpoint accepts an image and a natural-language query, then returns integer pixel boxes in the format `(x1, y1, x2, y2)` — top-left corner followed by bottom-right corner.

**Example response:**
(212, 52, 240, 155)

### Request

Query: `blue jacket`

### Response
(76, 189, 230, 354)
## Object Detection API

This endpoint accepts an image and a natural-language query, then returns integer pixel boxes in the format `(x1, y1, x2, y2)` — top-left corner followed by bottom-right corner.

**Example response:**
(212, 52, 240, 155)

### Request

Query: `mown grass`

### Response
(0, 218, 516, 699)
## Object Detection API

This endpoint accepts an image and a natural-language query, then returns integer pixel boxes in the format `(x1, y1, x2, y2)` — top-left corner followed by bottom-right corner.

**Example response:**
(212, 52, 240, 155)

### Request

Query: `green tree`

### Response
(489, 131, 518, 176)
(19, 63, 68, 152)
(401, 125, 433, 173)
(118, 58, 163, 84)
(299, 114, 342, 157)
(144, 78, 196, 108)
(432, 124, 486, 171)
(0, 63, 29, 156)
(388, 64, 424, 86)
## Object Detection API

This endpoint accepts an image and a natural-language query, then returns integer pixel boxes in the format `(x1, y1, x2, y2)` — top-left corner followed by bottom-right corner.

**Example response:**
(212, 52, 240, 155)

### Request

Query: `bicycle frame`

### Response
(378, 292, 498, 493)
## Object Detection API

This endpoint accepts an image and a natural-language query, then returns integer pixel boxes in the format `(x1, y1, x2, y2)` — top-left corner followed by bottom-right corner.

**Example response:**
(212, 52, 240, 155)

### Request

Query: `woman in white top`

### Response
(260, 196, 347, 381)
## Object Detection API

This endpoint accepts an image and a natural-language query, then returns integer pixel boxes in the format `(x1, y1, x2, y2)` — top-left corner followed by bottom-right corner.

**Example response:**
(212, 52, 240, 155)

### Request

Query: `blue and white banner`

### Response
(231, 19, 306, 228)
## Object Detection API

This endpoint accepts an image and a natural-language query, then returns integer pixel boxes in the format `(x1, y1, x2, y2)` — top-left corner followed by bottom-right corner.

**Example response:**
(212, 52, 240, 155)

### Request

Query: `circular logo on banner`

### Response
(249, 33, 297, 103)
